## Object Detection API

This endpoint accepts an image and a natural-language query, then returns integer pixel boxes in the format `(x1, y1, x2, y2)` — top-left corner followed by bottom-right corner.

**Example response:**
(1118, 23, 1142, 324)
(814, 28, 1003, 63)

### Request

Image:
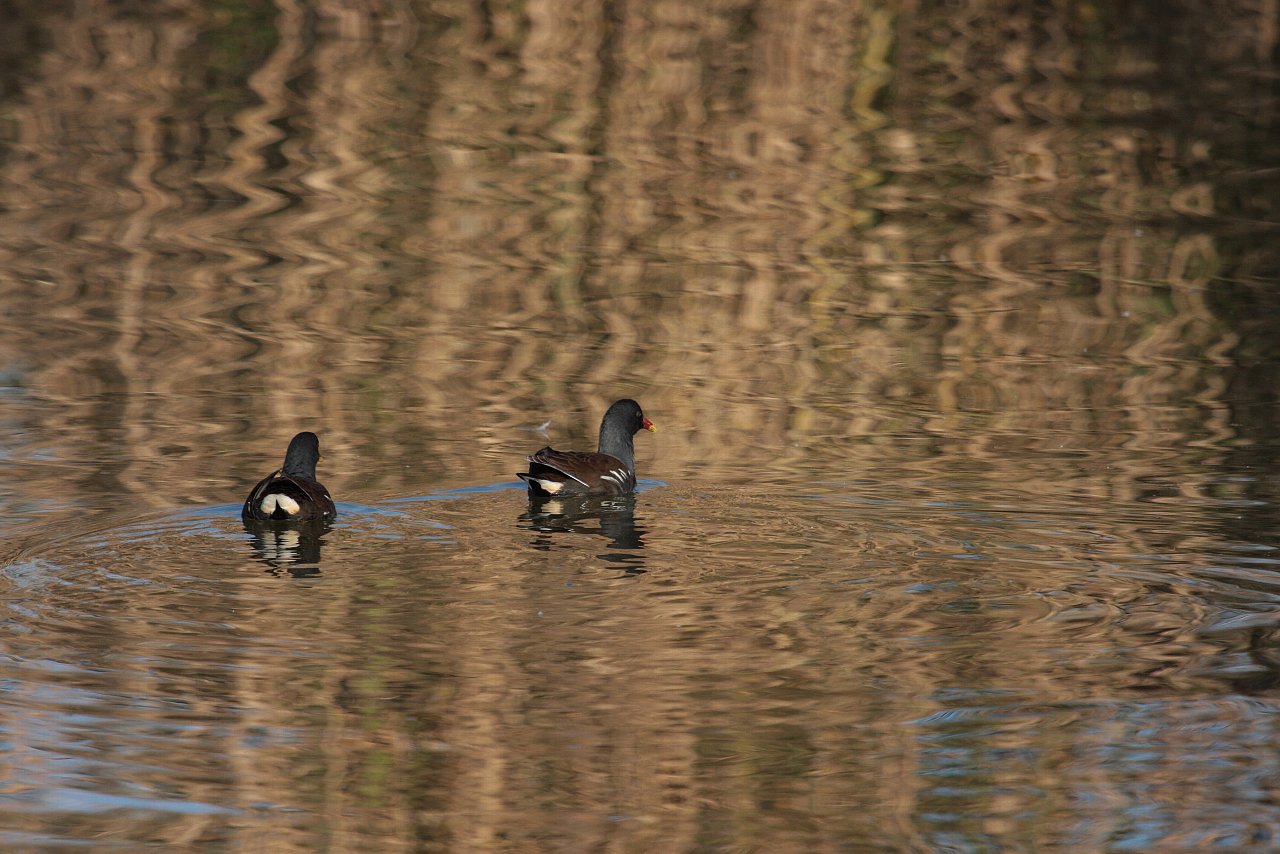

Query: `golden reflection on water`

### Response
(6, 484, 1280, 850)
(1, 0, 1279, 849)
(1, 0, 1264, 518)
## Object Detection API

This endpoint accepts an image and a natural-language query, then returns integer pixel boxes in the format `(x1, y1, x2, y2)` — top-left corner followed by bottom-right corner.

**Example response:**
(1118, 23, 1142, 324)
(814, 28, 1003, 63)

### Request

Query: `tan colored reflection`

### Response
(0, 0, 1276, 850)
(0, 0, 1252, 504)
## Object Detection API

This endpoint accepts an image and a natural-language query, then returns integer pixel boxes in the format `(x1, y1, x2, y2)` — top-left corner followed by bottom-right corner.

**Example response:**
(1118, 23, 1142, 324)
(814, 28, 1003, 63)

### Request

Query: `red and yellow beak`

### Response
(643, 417, 657, 432)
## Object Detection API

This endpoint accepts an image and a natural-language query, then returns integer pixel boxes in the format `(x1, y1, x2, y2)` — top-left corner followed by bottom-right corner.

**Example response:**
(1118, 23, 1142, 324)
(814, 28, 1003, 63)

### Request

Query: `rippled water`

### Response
(3, 0, 1280, 850)
(7, 460, 1280, 849)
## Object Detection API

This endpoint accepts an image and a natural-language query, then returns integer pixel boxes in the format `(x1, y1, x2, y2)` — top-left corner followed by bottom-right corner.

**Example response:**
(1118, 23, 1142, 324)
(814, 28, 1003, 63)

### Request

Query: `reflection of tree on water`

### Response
(520, 494, 647, 574)
(243, 518, 331, 578)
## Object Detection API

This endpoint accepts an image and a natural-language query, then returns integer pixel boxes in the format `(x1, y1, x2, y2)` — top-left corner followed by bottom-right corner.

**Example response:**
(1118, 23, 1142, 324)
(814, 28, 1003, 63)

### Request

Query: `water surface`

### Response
(2, 0, 1280, 850)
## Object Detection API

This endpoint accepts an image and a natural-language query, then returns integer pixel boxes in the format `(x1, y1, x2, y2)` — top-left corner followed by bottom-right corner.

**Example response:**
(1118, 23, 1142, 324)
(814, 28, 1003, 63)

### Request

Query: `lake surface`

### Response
(3, 1, 1280, 850)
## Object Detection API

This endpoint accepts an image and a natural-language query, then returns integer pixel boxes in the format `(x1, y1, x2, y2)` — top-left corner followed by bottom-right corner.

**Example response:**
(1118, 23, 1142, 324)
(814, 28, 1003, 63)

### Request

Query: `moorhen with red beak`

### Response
(518, 399, 656, 496)
(242, 431, 337, 522)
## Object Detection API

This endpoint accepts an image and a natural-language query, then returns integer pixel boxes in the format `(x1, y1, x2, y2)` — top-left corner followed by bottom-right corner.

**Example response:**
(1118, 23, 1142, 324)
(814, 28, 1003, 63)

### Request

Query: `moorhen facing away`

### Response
(241, 431, 337, 522)
(517, 398, 656, 497)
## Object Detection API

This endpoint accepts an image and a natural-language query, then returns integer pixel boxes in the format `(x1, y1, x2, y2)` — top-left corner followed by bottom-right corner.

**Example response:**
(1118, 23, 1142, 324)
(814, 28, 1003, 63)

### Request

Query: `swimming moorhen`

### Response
(241, 431, 337, 522)
(517, 399, 656, 496)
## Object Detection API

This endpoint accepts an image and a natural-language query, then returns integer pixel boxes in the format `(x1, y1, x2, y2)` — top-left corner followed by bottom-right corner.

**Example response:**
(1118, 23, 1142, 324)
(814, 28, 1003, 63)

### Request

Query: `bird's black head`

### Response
(603, 399, 656, 436)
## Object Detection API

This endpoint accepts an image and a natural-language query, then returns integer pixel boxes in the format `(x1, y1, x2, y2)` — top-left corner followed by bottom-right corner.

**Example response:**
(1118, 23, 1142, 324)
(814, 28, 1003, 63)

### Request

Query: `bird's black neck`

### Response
(282, 449, 318, 479)
(599, 423, 636, 472)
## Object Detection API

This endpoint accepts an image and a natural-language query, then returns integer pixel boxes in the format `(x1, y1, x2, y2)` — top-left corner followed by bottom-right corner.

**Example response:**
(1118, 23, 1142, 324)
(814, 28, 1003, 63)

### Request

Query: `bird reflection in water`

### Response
(243, 518, 331, 577)
(520, 494, 647, 574)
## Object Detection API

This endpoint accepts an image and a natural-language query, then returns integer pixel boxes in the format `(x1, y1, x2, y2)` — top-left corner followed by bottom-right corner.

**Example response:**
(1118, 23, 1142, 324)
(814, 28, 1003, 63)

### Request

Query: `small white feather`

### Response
(260, 493, 301, 516)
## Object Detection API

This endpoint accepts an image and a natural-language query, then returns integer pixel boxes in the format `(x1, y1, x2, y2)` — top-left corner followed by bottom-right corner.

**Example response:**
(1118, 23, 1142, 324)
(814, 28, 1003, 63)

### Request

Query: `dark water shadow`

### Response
(519, 494, 648, 574)
(242, 518, 332, 577)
